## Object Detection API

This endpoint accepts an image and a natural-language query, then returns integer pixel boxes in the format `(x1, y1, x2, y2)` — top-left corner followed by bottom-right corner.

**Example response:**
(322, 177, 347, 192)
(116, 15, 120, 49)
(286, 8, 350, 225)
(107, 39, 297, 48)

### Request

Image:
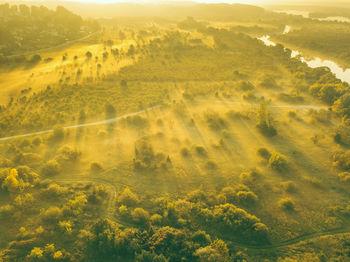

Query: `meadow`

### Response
(1, 3, 350, 262)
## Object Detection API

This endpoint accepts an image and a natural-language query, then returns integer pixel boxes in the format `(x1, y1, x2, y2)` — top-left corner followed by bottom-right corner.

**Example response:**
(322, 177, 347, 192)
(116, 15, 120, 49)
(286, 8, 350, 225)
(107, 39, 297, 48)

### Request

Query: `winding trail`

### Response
(0, 100, 327, 142)
(51, 175, 350, 250)
(0, 105, 161, 142)
(2, 99, 343, 249)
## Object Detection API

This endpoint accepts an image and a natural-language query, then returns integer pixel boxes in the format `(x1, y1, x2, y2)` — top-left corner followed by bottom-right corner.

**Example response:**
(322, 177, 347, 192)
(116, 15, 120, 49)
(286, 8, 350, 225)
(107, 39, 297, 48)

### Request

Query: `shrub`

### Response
(279, 198, 295, 211)
(240, 171, 261, 186)
(236, 191, 258, 205)
(332, 151, 350, 171)
(287, 111, 297, 119)
(42, 206, 62, 223)
(256, 102, 277, 137)
(90, 162, 104, 173)
(180, 147, 190, 158)
(204, 111, 227, 131)
(257, 147, 271, 160)
(259, 76, 279, 89)
(49, 127, 64, 143)
(56, 146, 81, 164)
(191, 230, 211, 246)
(194, 146, 207, 157)
(132, 208, 150, 225)
(118, 205, 129, 218)
(237, 81, 255, 91)
(41, 160, 61, 176)
(150, 214, 163, 225)
(268, 152, 288, 172)
(43, 184, 68, 198)
(280, 181, 297, 193)
(32, 137, 42, 147)
(338, 172, 350, 183)
(125, 115, 149, 128)
(205, 160, 218, 170)
(0, 205, 14, 218)
(118, 187, 139, 206)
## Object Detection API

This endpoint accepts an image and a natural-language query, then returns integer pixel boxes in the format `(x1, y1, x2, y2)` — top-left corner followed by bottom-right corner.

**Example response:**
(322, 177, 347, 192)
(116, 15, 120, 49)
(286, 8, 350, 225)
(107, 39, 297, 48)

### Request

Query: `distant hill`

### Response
(0, 1, 267, 21)
(0, 3, 99, 56)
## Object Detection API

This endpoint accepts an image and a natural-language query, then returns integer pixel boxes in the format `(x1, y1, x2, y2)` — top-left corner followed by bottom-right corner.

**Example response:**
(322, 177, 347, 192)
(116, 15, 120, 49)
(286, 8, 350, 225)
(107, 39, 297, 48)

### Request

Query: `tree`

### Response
(268, 152, 288, 172)
(27, 247, 43, 260)
(41, 160, 61, 176)
(2, 169, 19, 193)
(105, 103, 116, 119)
(127, 45, 135, 56)
(118, 187, 139, 206)
(132, 208, 150, 225)
(194, 240, 229, 262)
(86, 51, 93, 60)
(256, 101, 277, 136)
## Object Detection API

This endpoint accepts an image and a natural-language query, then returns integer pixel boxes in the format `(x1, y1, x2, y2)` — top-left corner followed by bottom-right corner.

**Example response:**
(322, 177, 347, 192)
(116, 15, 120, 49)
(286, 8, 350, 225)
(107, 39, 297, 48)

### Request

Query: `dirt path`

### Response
(51, 175, 350, 250)
(0, 105, 161, 142)
(0, 99, 327, 142)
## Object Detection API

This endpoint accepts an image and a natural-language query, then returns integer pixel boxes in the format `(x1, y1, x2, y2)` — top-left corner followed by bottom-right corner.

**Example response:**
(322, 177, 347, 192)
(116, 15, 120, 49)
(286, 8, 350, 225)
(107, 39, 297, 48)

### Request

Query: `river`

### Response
(258, 35, 350, 84)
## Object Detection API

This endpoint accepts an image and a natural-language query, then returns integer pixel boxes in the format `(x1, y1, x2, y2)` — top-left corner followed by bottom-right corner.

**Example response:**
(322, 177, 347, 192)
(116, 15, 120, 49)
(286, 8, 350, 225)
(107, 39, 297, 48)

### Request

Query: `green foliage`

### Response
(236, 191, 258, 205)
(41, 160, 61, 177)
(332, 150, 350, 171)
(257, 147, 271, 160)
(194, 146, 207, 157)
(1, 168, 20, 193)
(118, 187, 139, 206)
(132, 208, 150, 225)
(194, 239, 230, 262)
(279, 198, 296, 211)
(268, 152, 288, 172)
(256, 101, 277, 137)
(90, 162, 104, 173)
(204, 111, 227, 131)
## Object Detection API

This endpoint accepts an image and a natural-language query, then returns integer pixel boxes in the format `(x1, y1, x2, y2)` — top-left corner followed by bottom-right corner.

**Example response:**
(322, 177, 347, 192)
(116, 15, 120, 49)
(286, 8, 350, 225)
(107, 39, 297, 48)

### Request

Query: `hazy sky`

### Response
(17, 0, 349, 7)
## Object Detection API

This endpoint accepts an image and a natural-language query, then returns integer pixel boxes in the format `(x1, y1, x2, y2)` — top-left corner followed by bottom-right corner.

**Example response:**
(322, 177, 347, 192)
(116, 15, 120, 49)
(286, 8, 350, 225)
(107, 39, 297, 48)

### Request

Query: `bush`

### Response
(90, 162, 104, 173)
(338, 172, 350, 183)
(332, 151, 350, 171)
(41, 160, 61, 176)
(280, 181, 297, 193)
(42, 206, 62, 223)
(180, 147, 190, 158)
(205, 160, 218, 170)
(150, 214, 163, 225)
(132, 208, 150, 225)
(194, 146, 207, 157)
(236, 191, 258, 205)
(43, 184, 69, 198)
(268, 152, 288, 172)
(257, 147, 271, 160)
(239, 170, 260, 185)
(191, 230, 211, 246)
(49, 127, 64, 143)
(237, 81, 255, 91)
(279, 198, 295, 211)
(204, 111, 227, 131)
(118, 187, 139, 206)
(56, 146, 82, 164)
(118, 205, 129, 218)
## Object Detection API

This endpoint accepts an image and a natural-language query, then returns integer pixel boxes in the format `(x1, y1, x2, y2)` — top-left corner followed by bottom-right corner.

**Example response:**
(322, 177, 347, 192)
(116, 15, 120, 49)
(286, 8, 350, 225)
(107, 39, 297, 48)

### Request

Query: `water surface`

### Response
(258, 35, 350, 83)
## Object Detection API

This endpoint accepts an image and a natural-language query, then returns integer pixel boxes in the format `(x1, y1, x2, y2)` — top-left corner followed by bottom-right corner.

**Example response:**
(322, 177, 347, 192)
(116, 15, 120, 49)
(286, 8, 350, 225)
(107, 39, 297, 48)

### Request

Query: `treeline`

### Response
(0, 4, 99, 56)
(275, 23, 350, 66)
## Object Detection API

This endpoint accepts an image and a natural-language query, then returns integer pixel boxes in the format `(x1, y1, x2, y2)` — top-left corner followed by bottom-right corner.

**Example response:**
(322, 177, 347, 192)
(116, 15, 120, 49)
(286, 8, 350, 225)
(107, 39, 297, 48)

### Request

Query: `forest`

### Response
(0, 1, 350, 262)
